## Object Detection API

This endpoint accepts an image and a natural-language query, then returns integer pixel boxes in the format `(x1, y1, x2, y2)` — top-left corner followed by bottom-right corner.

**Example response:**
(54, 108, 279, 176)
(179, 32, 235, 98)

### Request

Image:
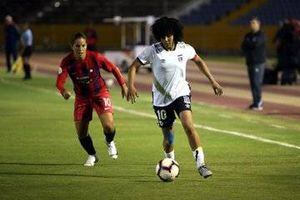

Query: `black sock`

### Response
(104, 129, 116, 143)
(23, 64, 31, 78)
(79, 135, 96, 155)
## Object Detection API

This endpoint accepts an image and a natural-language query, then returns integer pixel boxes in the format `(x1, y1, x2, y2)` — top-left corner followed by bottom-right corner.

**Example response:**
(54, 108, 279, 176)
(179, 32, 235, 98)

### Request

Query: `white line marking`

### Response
(1, 77, 300, 150)
(270, 124, 286, 129)
(114, 106, 300, 150)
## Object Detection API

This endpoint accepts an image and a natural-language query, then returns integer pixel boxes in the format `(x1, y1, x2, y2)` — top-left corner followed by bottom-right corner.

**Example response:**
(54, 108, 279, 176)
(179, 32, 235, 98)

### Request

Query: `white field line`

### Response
(114, 106, 300, 150)
(270, 124, 286, 129)
(1, 77, 300, 150)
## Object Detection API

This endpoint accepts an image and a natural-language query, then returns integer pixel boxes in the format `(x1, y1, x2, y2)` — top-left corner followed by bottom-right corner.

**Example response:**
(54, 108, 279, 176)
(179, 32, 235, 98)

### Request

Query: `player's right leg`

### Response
(74, 98, 98, 166)
(161, 127, 175, 159)
(153, 105, 176, 160)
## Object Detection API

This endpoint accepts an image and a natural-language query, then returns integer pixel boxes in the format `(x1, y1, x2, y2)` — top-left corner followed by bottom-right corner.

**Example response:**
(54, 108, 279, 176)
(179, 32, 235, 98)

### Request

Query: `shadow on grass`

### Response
(0, 171, 155, 179)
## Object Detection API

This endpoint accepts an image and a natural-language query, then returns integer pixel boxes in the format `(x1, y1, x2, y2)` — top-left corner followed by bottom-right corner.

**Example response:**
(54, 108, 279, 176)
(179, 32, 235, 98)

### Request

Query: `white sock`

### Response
(192, 147, 205, 168)
(164, 150, 175, 160)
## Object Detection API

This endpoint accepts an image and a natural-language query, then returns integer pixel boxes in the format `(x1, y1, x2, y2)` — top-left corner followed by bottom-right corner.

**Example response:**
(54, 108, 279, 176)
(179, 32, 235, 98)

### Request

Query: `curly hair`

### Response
(151, 17, 183, 43)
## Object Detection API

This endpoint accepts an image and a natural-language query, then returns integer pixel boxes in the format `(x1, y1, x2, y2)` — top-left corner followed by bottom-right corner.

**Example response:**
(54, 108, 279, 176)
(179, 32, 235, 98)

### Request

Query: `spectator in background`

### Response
(84, 22, 98, 51)
(4, 15, 20, 73)
(21, 22, 33, 80)
(242, 17, 266, 111)
(274, 19, 300, 85)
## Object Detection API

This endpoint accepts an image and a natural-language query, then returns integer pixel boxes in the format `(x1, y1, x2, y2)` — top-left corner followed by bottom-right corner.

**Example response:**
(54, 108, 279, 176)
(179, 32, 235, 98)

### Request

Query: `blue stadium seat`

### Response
(180, 0, 246, 25)
(232, 0, 300, 25)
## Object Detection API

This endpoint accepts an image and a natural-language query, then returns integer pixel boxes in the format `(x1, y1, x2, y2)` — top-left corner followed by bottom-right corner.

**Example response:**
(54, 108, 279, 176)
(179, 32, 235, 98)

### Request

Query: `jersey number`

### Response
(103, 98, 112, 107)
(156, 109, 167, 120)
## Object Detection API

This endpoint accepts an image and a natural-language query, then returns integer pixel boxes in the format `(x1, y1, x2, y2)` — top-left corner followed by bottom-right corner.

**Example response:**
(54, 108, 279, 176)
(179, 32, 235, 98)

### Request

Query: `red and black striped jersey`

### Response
(56, 51, 125, 98)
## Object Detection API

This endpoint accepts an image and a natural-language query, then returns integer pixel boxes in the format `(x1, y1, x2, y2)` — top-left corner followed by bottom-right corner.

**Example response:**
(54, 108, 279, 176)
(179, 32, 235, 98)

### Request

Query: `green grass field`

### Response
(0, 70, 299, 200)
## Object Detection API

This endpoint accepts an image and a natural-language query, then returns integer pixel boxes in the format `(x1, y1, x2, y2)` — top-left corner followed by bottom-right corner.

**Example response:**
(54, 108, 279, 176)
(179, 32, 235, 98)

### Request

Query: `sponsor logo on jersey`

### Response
(160, 59, 166, 63)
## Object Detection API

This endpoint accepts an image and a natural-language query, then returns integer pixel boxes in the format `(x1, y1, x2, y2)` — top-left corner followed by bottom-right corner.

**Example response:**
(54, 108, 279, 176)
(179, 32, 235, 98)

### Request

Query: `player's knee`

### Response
(102, 123, 115, 134)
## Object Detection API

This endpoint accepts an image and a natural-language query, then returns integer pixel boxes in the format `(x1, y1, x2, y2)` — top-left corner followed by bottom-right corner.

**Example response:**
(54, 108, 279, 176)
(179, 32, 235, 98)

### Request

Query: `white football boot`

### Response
(106, 141, 118, 159)
(84, 155, 99, 167)
(198, 165, 213, 179)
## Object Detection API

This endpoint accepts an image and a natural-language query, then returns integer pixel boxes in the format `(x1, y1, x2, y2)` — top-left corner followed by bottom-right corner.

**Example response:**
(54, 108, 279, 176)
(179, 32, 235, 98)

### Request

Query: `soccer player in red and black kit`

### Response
(56, 32, 128, 166)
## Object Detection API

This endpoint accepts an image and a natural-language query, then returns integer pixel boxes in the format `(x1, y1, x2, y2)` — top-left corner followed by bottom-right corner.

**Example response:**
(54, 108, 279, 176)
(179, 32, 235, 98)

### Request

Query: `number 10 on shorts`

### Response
(157, 109, 167, 120)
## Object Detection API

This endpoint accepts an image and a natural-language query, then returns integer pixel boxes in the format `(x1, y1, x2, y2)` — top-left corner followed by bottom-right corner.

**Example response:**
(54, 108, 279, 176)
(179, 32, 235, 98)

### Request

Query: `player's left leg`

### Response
(178, 110, 212, 178)
(94, 96, 118, 159)
(98, 112, 118, 159)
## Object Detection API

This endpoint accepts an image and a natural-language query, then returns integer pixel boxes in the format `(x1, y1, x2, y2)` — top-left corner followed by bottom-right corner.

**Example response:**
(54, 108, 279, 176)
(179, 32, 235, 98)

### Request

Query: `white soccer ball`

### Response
(155, 158, 180, 182)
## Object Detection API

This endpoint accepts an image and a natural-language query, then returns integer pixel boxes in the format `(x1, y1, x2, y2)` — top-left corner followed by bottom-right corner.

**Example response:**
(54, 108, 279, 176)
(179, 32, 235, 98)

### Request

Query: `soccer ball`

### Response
(155, 158, 180, 182)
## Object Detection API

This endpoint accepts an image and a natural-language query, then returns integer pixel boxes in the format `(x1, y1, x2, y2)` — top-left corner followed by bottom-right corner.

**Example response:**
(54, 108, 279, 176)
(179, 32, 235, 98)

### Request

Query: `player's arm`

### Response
(192, 55, 223, 96)
(98, 54, 128, 98)
(127, 58, 143, 103)
(56, 65, 71, 100)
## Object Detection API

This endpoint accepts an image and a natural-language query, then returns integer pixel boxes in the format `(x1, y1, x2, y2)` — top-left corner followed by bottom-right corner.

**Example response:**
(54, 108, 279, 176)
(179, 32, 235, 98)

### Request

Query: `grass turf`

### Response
(0, 70, 299, 200)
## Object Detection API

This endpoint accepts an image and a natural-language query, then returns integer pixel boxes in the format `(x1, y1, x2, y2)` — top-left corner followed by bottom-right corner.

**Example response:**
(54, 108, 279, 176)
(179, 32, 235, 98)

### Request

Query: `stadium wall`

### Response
(0, 24, 277, 54)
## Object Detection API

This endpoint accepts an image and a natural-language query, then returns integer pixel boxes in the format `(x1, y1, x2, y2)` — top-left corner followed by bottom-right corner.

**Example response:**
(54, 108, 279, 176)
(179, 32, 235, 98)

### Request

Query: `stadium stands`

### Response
(0, 0, 45, 22)
(180, 0, 247, 25)
(1, 0, 191, 23)
(233, 0, 300, 25)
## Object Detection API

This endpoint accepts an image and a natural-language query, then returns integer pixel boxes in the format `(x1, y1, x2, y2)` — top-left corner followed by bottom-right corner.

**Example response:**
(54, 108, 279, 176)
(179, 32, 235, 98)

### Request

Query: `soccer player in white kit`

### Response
(127, 17, 223, 178)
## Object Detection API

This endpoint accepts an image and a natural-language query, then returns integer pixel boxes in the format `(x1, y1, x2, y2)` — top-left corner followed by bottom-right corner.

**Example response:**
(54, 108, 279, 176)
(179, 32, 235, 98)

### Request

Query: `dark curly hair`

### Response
(151, 17, 183, 43)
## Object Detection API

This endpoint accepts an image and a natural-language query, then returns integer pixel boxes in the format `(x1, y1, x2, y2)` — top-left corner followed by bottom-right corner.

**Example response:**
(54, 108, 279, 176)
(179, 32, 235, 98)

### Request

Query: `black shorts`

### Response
(153, 95, 192, 128)
(22, 46, 33, 57)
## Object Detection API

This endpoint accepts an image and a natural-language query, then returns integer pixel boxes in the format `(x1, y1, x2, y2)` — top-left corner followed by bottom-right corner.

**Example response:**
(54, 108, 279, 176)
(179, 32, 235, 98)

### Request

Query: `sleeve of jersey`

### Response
(98, 54, 126, 86)
(137, 46, 152, 65)
(186, 44, 197, 60)
(56, 61, 68, 94)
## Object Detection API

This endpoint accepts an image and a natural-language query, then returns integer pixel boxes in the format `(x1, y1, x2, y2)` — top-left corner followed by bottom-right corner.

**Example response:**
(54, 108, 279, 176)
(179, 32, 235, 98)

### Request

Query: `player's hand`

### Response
(121, 83, 128, 99)
(212, 81, 223, 96)
(127, 85, 138, 103)
(62, 90, 71, 100)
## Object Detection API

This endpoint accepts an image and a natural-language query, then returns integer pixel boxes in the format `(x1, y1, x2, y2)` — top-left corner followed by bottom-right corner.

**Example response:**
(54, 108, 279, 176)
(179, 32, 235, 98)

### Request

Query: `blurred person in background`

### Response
(242, 17, 266, 111)
(84, 22, 98, 51)
(274, 19, 300, 85)
(4, 15, 20, 73)
(20, 22, 33, 80)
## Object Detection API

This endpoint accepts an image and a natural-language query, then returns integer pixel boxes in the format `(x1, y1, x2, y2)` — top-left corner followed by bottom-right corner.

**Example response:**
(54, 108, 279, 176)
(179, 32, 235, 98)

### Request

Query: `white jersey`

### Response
(21, 29, 33, 46)
(138, 42, 196, 106)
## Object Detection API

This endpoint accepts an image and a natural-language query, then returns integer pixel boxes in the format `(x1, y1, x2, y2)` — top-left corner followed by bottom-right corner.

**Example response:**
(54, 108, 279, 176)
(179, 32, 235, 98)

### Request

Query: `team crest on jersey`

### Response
(160, 59, 166, 63)
(154, 43, 164, 53)
(177, 54, 183, 62)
